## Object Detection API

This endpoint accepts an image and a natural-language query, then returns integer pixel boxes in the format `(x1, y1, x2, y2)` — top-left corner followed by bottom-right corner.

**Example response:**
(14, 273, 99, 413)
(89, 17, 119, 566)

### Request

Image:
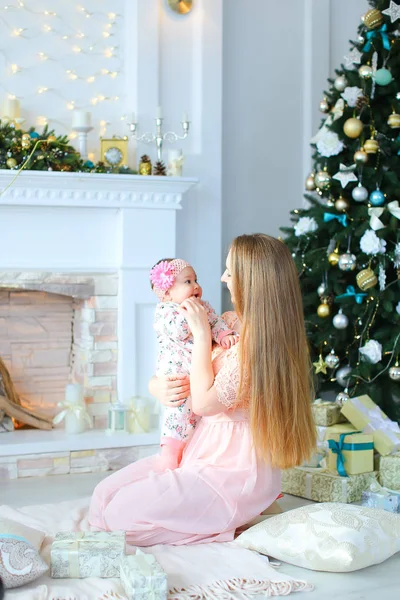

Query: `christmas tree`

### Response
(280, 0, 400, 421)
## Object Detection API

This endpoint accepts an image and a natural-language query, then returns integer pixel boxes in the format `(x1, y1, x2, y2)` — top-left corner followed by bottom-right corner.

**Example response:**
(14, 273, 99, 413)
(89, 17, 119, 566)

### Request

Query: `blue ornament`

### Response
(30, 131, 39, 139)
(84, 160, 94, 168)
(370, 189, 385, 206)
(374, 68, 393, 86)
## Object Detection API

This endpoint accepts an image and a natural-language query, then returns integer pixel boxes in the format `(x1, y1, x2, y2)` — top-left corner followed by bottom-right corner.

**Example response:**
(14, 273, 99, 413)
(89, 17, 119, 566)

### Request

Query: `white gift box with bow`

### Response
(120, 549, 168, 600)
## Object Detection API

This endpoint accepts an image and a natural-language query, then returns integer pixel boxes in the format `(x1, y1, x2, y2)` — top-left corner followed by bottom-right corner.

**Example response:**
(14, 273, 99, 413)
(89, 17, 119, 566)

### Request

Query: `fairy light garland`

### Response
(0, 1, 124, 113)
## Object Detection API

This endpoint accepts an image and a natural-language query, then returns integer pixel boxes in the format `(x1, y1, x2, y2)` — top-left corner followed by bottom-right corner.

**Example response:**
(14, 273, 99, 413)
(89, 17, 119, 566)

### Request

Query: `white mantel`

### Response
(0, 170, 198, 406)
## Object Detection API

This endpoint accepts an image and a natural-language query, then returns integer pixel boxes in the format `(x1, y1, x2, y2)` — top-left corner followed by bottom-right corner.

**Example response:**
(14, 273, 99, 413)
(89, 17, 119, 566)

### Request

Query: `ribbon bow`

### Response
(52, 402, 92, 427)
(328, 432, 374, 478)
(336, 286, 367, 304)
(369, 201, 400, 230)
(323, 212, 347, 227)
(363, 24, 390, 52)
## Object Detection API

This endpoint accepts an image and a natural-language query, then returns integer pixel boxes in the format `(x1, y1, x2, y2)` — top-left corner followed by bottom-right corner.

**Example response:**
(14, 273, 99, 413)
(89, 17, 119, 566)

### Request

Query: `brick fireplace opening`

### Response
(0, 272, 118, 429)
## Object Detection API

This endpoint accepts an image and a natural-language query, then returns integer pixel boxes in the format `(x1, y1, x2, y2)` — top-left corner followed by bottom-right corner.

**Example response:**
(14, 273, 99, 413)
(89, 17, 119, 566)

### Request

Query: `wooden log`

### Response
(0, 395, 53, 430)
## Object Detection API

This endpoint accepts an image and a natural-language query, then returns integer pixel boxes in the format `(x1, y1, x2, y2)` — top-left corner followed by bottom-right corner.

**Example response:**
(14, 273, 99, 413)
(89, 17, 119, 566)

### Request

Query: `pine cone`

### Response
(140, 154, 151, 163)
(153, 160, 167, 176)
(356, 95, 368, 111)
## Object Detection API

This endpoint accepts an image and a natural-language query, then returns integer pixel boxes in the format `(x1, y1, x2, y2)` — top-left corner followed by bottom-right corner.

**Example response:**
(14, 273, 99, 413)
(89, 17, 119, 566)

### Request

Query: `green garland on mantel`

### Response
(0, 122, 137, 174)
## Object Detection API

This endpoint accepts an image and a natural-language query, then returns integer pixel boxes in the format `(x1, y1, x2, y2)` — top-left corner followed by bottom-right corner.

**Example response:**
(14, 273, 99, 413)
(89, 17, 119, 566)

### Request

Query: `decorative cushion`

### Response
(235, 502, 400, 572)
(0, 518, 48, 589)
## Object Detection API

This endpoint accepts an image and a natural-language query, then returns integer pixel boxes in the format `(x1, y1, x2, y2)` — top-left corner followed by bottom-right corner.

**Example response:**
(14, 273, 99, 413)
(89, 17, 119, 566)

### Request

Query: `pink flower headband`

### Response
(150, 259, 191, 301)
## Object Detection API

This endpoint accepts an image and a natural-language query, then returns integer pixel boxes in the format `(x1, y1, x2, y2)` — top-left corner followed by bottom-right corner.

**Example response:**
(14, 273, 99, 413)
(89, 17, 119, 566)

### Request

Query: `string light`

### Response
(43, 24, 52, 32)
(37, 116, 48, 126)
(87, 76, 95, 83)
(66, 101, 75, 110)
(37, 86, 49, 94)
(11, 64, 21, 74)
(38, 52, 48, 61)
(72, 45, 82, 53)
(12, 28, 24, 36)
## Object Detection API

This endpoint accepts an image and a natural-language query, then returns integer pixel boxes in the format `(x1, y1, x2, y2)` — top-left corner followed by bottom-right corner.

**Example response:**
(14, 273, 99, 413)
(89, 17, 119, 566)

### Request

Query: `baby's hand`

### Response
(220, 333, 239, 349)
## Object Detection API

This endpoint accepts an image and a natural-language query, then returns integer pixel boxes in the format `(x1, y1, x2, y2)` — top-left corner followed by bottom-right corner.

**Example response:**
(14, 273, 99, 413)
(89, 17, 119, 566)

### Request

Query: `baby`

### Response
(150, 258, 238, 469)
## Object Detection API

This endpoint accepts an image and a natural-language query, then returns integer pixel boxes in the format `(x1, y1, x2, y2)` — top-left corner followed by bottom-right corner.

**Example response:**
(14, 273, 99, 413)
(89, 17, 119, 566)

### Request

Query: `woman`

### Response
(89, 234, 316, 545)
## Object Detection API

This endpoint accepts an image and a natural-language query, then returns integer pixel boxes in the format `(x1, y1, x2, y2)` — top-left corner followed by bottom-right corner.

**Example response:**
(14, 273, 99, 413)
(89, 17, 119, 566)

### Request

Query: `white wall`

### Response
(221, 0, 368, 307)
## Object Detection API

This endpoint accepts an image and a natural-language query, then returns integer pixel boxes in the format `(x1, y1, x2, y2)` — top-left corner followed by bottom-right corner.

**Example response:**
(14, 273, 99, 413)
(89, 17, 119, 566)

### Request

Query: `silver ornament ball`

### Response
(334, 75, 347, 92)
(336, 366, 352, 387)
(352, 184, 369, 202)
(336, 391, 350, 407)
(333, 310, 349, 329)
(338, 252, 357, 271)
(389, 366, 400, 381)
(325, 351, 340, 369)
(317, 283, 327, 296)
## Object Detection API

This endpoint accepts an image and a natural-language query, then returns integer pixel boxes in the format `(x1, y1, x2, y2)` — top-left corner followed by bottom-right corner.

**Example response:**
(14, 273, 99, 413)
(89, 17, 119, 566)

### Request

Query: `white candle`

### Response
(182, 112, 189, 123)
(156, 105, 163, 119)
(72, 110, 91, 129)
(3, 98, 20, 119)
(65, 383, 83, 405)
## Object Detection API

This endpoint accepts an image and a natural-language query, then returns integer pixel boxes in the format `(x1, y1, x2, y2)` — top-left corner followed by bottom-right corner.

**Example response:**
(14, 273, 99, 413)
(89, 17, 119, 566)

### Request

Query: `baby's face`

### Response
(166, 267, 203, 304)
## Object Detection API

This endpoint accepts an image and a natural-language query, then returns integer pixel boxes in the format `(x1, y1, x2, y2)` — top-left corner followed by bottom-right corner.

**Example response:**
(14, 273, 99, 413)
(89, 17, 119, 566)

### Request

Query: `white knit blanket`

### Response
(1, 498, 313, 599)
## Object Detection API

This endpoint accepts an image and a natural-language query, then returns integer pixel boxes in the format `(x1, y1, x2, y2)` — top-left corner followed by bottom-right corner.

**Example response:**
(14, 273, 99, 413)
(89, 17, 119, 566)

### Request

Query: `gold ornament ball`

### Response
(363, 8, 383, 29)
(319, 98, 330, 113)
(356, 268, 377, 291)
(364, 138, 379, 154)
(315, 170, 331, 190)
(359, 64, 373, 79)
(6, 157, 17, 168)
(21, 139, 30, 149)
(388, 113, 400, 129)
(317, 303, 330, 318)
(335, 196, 350, 212)
(343, 117, 363, 138)
(334, 75, 347, 92)
(305, 174, 316, 191)
(47, 135, 57, 143)
(139, 161, 152, 176)
(328, 250, 340, 266)
(21, 133, 30, 141)
(354, 149, 368, 164)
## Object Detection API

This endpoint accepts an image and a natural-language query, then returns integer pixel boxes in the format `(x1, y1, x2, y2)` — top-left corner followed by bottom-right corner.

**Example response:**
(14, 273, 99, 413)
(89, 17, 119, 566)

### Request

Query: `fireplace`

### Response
(0, 170, 197, 478)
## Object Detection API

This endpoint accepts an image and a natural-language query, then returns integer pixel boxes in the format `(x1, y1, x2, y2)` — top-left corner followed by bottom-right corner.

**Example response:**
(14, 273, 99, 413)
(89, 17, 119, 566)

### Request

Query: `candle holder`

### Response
(127, 116, 190, 161)
(72, 125, 93, 160)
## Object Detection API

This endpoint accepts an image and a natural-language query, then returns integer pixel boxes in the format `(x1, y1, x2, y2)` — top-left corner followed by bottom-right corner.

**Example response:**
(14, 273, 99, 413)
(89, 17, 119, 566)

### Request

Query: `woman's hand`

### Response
(148, 375, 190, 408)
(180, 298, 211, 341)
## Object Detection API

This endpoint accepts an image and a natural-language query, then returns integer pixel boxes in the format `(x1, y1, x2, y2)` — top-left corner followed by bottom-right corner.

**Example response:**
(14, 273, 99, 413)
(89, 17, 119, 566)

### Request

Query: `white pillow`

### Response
(0, 518, 48, 588)
(235, 502, 400, 572)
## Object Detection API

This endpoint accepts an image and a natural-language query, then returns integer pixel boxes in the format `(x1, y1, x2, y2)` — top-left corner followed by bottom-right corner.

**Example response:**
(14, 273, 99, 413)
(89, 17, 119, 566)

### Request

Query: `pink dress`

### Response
(89, 313, 281, 545)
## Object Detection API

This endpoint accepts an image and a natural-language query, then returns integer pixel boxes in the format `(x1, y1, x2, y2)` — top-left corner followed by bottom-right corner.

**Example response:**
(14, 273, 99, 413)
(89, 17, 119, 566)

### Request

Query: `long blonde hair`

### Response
(231, 234, 316, 469)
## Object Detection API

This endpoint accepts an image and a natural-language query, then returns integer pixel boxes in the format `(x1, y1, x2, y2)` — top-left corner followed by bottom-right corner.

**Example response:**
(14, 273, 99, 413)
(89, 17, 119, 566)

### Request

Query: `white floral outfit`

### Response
(154, 300, 234, 446)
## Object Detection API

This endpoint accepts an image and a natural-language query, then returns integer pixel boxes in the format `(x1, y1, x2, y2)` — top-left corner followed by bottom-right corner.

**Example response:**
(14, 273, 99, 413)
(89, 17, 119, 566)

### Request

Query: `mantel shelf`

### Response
(0, 170, 198, 209)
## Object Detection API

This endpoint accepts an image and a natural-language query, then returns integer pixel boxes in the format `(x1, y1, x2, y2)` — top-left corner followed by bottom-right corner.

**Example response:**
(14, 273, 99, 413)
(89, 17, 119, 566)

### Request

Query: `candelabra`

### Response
(127, 109, 190, 161)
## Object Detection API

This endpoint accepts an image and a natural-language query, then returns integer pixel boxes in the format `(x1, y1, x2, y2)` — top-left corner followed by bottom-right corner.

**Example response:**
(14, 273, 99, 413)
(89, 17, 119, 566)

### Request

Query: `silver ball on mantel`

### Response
(352, 184, 369, 202)
(336, 391, 350, 407)
(338, 252, 357, 271)
(336, 366, 352, 387)
(397, 92, 400, 102)
(317, 282, 327, 296)
(389, 365, 400, 381)
(334, 75, 347, 92)
(325, 350, 340, 369)
(333, 309, 349, 329)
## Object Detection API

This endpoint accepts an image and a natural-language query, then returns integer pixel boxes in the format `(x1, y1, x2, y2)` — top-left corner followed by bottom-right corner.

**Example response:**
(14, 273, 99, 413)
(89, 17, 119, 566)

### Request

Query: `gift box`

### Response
(361, 480, 400, 513)
(327, 432, 374, 476)
(51, 531, 125, 578)
(281, 466, 376, 503)
(312, 400, 348, 426)
(126, 396, 151, 434)
(340, 394, 400, 456)
(120, 549, 168, 600)
(379, 452, 400, 490)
